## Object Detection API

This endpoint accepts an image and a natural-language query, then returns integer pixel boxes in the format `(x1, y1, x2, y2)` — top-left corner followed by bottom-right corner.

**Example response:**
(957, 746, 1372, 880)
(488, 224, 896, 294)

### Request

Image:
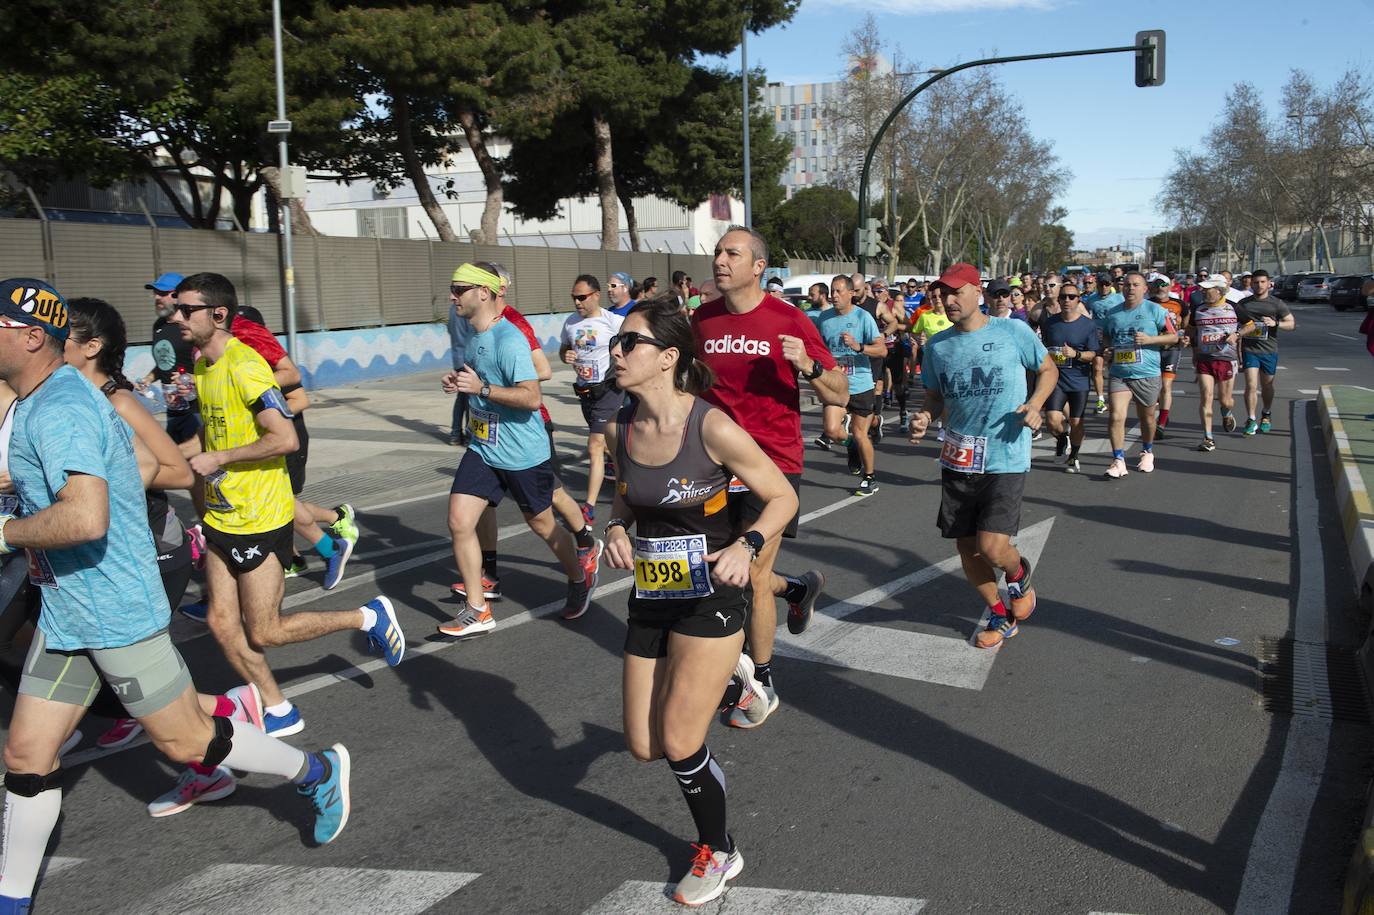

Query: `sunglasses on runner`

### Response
(450, 283, 476, 296)
(1058, 293, 1080, 301)
(609, 331, 672, 354)
(992, 290, 1012, 297)
(174, 303, 217, 318)
(571, 292, 596, 303)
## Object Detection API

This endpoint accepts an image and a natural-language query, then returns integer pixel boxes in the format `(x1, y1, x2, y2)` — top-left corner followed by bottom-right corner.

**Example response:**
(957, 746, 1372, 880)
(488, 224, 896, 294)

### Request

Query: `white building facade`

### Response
(763, 81, 846, 199)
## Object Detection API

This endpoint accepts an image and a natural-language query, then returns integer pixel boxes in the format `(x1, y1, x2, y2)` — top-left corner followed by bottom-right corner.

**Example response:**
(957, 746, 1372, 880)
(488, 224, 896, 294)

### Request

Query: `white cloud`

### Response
(812, 0, 1056, 13)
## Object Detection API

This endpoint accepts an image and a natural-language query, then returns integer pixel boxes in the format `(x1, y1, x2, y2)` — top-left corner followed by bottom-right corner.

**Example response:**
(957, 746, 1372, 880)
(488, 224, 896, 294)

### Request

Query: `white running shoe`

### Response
(1104, 458, 1129, 479)
(1136, 451, 1155, 473)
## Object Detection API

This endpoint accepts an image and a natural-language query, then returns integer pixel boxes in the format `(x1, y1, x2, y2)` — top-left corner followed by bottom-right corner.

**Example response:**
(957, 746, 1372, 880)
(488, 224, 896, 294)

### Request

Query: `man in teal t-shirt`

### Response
(1096, 272, 1177, 479)
(1084, 272, 1125, 412)
(907, 263, 1056, 651)
(813, 274, 885, 495)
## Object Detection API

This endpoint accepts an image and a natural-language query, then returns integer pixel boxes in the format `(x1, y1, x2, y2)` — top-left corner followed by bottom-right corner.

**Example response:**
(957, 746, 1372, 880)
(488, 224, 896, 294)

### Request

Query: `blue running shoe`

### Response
(365, 596, 405, 666)
(179, 601, 208, 623)
(322, 537, 354, 591)
(0, 895, 31, 914)
(264, 705, 305, 737)
(300, 744, 351, 845)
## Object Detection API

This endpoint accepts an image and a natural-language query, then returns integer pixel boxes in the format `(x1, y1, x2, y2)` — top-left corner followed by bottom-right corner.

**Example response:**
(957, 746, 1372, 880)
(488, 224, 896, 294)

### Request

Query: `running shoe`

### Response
(936, 426, 945, 443)
(1136, 451, 1155, 473)
(871, 414, 885, 441)
(1260, 416, 1272, 433)
(728, 678, 778, 729)
(448, 432, 469, 447)
(264, 705, 305, 737)
(1198, 437, 1216, 452)
(438, 603, 495, 637)
(1104, 458, 1129, 479)
(179, 600, 209, 623)
(300, 744, 351, 845)
(147, 766, 236, 818)
(580, 502, 595, 524)
(853, 474, 879, 497)
(812, 434, 833, 451)
(284, 556, 308, 579)
(1221, 412, 1237, 433)
(96, 717, 144, 749)
(1154, 424, 1167, 440)
(899, 410, 910, 427)
(1095, 397, 1107, 414)
(975, 613, 1018, 649)
(603, 461, 617, 481)
(577, 539, 603, 587)
(187, 523, 206, 572)
(673, 840, 743, 907)
(225, 683, 265, 730)
(560, 576, 593, 621)
(322, 537, 354, 591)
(1031, 428, 1043, 441)
(1244, 419, 1258, 436)
(364, 596, 405, 667)
(786, 570, 824, 635)
(1064, 458, 1081, 474)
(450, 576, 502, 601)
(329, 504, 359, 545)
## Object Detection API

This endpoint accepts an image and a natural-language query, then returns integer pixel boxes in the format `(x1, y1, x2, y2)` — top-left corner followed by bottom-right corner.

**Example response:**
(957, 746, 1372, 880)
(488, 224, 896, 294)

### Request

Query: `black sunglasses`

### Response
(992, 290, 1012, 297)
(1058, 293, 1080, 301)
(610, 331, 671, 354)
(450, 283, 477, 296)
(175, 303, 217, 317)
(571, 292, 596, 303)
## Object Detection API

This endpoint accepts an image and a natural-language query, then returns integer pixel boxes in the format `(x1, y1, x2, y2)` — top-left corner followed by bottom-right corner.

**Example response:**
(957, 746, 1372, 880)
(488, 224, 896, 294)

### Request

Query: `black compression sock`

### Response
(780, 576, 807, 604)
(753, 660, 772, 687)
(481, 550, 498, 580)
(574, 526, 595, 550)
(668, 745, 729, 850)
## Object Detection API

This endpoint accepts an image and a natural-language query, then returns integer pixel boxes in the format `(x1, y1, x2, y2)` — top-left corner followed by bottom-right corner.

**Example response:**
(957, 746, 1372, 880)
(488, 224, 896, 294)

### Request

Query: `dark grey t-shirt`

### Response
(1236, 294, 1291, 355)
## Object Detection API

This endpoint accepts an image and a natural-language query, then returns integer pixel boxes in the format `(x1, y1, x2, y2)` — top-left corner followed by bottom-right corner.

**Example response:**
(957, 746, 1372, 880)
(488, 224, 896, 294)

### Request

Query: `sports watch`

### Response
(480, 383, 491, 399)
(739, 529, 765, 560)
(802, 360, 824, 381)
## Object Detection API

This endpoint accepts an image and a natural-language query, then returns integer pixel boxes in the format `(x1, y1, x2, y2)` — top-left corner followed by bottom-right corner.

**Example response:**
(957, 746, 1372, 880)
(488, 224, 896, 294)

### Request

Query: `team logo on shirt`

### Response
(574, 328, 599, 349)
(660, 477, 714, 504)
(702, 334, 771, 356)
(937, 366, 1005, 399)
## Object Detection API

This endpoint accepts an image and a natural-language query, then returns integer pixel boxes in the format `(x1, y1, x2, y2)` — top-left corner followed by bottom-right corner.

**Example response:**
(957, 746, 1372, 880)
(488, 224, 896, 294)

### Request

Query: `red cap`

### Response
(933, 263, 981, 291)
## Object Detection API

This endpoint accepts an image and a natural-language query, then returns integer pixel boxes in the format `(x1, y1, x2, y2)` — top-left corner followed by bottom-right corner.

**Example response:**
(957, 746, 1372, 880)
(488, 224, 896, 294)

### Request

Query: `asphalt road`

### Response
(7, 300, 1374, 914)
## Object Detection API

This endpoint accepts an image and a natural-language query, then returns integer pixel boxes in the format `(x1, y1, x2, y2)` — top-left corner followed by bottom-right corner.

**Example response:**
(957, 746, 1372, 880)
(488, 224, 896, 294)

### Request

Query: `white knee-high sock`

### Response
(0, 786, 61, 899)
(220, 718, 309, 781)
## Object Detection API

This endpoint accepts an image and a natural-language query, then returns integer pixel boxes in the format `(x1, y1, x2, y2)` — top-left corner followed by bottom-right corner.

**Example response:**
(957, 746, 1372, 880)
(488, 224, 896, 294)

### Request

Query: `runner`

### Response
(1098, 273, 1176, 478)
(560, 275, 624, 520)
(906, 263, 1055, 649)
(876, 287, 911, 426)
(1187, 275, 1249, 452)
(135, 272, 200, 447)
(1084, 272, 1123, 413)
(911, 287, 953, 441)
(1149, 276, 1185, 439)
(439, 263, 592, 636)
(694, 226, 844, 725)
(169, 273, 405, 737)
(852, 273, 887, 439)
(814, 275, 885, 496)
(1039, 282, 1099, 473)
(605, 294, 797, 906)
(1237, 270, 1295, 435)
(0, 279, 353, 915)
(607, 272, 637, 317)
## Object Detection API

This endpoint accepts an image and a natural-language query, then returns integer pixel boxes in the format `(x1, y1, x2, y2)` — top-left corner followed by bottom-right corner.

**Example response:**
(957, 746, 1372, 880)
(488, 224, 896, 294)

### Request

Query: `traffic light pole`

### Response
(856, 37, 1160, 275)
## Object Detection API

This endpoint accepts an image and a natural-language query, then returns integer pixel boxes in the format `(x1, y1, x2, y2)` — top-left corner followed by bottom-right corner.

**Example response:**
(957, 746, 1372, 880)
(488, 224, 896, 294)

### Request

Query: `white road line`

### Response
(775, 518, 1055, 690)
(581, 880, 926, 914)
(358, 489, 451, 513)
(1233, 399, 1329, 912)
(36, 856, 84, 883)
(1329, 332, 1360, 341)
(1315, 366, 1351, 372)
(113, 864, 481, 915)
(1298, 389, 1317, 395)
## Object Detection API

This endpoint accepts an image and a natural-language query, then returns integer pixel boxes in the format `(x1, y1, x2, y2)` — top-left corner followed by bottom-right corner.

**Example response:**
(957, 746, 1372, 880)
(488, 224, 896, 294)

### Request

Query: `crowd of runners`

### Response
(0, 227, 1297, 911)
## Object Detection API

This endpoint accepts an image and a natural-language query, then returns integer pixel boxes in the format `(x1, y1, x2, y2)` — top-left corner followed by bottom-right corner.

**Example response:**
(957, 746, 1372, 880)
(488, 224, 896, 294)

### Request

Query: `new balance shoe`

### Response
(450, 576, 502, 601)
(264, 705, 305, 737)
(673, 840, 743, 907)
(728, 677, 778, 729)
(179, 600, 209, 623)
(786, 570, 824, 635)
(365, 596, 405, 666)
(1104, 458, 1129, 479)
(1222, 412, 1237, 433)
(147, 766, 237, 818)
(284, 555, 308, 579)
(96, 717, 144, 749)
(224, 683, 265, 730)
(577, 539, 603, 588)
(853, 474, 879, 497)
(438, 603, 495, 637)
(322, 537, 354, 591)
(975, 613, 1018, 649)
(330, 504, 359, 544)
(561, 577, 593, 621)
(1260, 415, 1272, 433)
(1244, 419, 1258, 436)
(1198, 437, 1216, 452)
(300, 744, 351, 845)
(1136, 450, 1155, 473)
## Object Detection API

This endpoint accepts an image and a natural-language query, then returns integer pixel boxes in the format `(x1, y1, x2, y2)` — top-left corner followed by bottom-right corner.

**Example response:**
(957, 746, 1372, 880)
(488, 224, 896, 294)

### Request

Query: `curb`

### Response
(1321, 386, 1374, 915)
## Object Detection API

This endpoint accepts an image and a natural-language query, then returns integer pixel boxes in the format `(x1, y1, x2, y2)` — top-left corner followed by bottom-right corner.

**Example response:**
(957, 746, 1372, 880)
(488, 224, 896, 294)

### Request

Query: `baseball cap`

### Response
(0, 278, 70, 342)
(610, 272, 632, 287)
(1148, 274, 1170, 286)
(1095, 271, 1112, 285)
(932, 263, 981, 291)
(1197, 267, 1210, 276)
(765, 277, 784, 291)
(145, 272, 185, 293)
(986, 280, 1013, 296)
(1199, 276, 1230, 290)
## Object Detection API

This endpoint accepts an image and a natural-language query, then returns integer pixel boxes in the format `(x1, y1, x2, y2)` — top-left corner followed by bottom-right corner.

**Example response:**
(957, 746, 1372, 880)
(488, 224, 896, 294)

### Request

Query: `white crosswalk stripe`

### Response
(581, 880, 927, 914)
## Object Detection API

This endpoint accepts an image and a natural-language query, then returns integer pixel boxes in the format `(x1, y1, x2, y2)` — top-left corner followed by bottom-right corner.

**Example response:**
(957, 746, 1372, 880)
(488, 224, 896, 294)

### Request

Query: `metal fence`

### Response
(0, 216, 717, 343)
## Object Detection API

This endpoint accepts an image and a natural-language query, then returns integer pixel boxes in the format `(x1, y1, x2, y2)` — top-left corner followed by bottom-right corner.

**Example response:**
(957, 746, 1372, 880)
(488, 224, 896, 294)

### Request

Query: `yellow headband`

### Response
(452, 263, 502, 294)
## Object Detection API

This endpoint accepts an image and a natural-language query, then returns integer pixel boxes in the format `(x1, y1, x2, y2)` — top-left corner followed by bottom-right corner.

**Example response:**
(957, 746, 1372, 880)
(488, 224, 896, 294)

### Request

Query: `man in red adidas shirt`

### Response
(692, 225, 848, 729)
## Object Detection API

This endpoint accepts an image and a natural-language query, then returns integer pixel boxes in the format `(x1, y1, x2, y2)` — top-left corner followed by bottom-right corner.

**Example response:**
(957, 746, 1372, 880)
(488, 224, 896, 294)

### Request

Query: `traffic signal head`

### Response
(1135, 30, 1165, 87)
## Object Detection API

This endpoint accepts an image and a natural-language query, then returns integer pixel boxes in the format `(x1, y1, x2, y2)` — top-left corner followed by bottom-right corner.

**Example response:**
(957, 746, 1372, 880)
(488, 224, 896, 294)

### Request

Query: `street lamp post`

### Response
(856, 33, 1165, 275)
(268, 0, 299, 358)
(741, 20, 752, 228)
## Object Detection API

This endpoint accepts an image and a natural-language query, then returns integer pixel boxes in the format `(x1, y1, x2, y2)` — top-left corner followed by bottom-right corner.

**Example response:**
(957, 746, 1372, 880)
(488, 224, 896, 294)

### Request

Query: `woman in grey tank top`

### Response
(601, 294, 797, 906)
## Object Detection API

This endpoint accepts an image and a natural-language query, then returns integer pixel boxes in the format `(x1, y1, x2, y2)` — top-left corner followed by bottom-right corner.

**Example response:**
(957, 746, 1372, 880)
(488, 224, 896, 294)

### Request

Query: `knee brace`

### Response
(201, 715, 234, 768)
(5, 768, 62, 797)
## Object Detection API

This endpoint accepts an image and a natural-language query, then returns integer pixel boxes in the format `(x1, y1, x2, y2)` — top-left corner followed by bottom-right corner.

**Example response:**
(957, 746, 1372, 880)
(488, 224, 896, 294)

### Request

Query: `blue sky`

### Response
(734, 0, 1374, 251)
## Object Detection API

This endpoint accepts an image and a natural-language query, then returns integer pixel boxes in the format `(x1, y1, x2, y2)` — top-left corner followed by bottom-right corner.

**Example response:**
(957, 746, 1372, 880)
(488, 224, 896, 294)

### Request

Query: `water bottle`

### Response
(177, 367, 197, 405)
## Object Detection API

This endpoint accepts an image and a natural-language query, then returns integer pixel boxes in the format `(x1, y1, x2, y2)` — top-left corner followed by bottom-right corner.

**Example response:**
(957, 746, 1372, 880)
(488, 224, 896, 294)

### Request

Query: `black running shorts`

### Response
(936, 469, 1025, 539)
(1045, 387, 1089, 420)
(203, 521, 294, 574)
(624, 586, 748, 659)
(728, 472, 801, 540)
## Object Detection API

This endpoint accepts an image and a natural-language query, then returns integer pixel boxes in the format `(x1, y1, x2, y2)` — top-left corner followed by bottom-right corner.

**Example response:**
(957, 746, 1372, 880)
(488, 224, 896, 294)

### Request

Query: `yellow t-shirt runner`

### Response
(912, 310, 953, 339)
(196, 337, 295, 535)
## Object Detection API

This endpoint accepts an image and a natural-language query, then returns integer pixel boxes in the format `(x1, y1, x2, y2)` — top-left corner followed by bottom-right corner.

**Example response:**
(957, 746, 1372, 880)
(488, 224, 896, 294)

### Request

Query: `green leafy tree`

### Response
(757, 186, 858, 259)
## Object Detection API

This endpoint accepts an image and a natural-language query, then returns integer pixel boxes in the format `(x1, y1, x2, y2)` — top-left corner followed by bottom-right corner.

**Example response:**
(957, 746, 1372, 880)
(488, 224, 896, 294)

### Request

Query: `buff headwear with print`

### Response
(451, 263, 502, 294)
(0, 278, 70, 342)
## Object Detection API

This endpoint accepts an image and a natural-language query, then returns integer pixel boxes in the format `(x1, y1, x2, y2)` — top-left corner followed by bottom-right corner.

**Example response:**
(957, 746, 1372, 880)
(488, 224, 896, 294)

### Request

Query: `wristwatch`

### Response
(739, 529, 765, 560)
(480, 383, 491, 399)
(803, 360, 824, 381)
(604, 518, 629, 538)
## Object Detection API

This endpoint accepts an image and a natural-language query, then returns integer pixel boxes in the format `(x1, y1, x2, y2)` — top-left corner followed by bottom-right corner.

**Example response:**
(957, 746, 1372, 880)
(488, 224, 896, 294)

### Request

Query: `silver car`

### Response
(1296, 273, 1338, 302)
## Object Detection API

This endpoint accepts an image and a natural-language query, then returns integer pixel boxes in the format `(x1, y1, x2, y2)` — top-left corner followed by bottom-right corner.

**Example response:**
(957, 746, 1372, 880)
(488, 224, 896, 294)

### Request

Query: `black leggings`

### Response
(0, 535, 194, 720)
(884, 348, 910, 408)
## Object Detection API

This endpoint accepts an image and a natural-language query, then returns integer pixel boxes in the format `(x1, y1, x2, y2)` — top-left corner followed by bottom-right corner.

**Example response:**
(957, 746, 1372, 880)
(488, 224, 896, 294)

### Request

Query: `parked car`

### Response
(1330, 274, 1374, 311)
(1274, 272, 1313, 299)
(1296, 273, 1339, 302)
